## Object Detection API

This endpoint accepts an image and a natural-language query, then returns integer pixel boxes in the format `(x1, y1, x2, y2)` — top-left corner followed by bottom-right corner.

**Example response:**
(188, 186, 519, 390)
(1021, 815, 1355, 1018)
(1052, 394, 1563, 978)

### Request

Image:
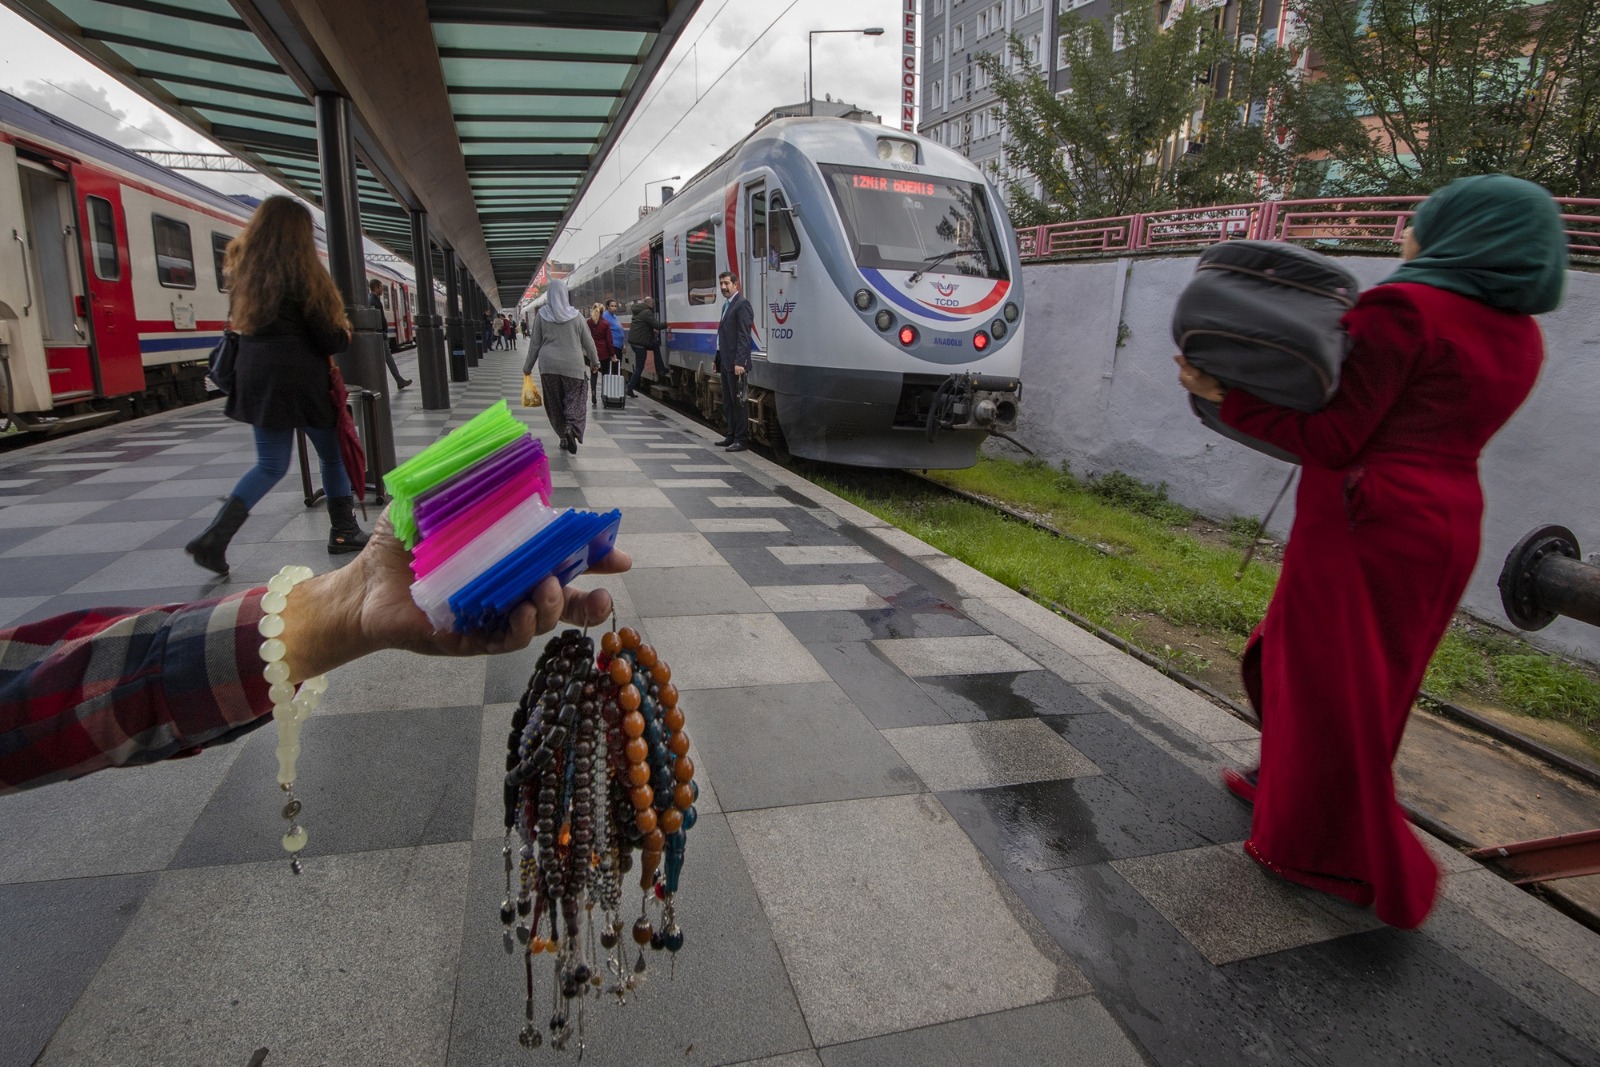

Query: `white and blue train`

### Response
(553, 117, 1024, 468)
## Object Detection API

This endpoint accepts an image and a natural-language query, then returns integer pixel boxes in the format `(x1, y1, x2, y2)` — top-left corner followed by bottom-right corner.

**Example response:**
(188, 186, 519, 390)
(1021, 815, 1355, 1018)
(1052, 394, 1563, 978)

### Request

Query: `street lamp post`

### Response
(644, 175, 681, 210)
(808, 27, 885, 117)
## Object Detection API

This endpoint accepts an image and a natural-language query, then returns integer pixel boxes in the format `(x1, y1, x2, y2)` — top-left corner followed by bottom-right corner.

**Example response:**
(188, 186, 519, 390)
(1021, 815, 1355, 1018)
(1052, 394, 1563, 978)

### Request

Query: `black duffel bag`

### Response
(1171, 241, 1358, 463)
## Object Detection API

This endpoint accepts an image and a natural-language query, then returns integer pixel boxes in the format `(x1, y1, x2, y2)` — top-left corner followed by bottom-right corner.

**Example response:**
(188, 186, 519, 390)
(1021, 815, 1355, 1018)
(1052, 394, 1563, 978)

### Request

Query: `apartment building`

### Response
(919, 0, 1119, 181)
(920, 0, 1293, 194)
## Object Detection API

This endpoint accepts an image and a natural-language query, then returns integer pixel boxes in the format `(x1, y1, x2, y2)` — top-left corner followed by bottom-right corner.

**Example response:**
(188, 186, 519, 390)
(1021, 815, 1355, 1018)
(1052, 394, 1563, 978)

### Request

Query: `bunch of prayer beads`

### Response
(502, 625, 699, 1053)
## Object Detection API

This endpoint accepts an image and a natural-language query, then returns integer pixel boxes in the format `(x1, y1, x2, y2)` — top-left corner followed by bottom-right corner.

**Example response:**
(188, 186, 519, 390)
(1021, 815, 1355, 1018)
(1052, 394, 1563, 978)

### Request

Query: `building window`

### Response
(1112, 12, 1129, 51)
(975, 65, 989, 90)
(86, 195, 118, 281)
(933, 0, 944, 12)
(1061, 0, 1092, 11)
(953, 24, 964, 48)
(932, 32, 943, 56)
(950, 71, 963, 97)
(1027, 33, 1041, 65)
(932, 80, 944, 108)
(152, 215, 195, 289)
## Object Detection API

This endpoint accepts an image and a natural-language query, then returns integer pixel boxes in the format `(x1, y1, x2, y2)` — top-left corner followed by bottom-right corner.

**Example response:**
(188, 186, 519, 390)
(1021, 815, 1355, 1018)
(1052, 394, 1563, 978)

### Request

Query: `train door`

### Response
(744, 181, 768, 345)
(16, 162, 93, 401)
(71, 166, 142, 397)
(648, 238, 664, 379)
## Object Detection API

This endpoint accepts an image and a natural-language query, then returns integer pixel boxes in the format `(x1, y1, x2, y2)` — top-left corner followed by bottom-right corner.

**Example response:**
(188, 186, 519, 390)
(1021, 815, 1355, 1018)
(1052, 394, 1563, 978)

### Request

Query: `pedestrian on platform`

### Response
(369, 278, 412, 390)
(587, 302, 617, 407)
(501, 315, 517, 350)
(627, 296, 664, 397)
(714, 271, 753, 452)
(185, 196, 369, 576)
(1176, 174, 1568, 928)
(4, 508, 630, 795)
(523, 279, 598, 455)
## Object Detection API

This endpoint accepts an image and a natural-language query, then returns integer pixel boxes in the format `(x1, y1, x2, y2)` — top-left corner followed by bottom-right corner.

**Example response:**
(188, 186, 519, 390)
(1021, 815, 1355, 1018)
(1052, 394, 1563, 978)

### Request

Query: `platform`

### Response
(2, 348, 1598, 1067)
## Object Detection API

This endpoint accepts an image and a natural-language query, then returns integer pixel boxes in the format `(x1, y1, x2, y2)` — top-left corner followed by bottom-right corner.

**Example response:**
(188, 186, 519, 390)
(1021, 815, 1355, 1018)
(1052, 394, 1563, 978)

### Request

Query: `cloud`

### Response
(554, 0, 904, 263)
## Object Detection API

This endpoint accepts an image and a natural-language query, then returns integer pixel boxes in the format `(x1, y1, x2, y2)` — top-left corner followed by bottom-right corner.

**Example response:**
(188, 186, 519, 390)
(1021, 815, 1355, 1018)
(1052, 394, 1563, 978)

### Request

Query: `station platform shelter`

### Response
(1, 346, 1598, 1067)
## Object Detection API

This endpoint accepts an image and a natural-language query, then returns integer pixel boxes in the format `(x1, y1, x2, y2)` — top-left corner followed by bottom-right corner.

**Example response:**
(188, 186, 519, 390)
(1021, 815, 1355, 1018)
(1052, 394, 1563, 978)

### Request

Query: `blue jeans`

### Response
(629, 344, 653, 392)
(232, 424, 350, 508)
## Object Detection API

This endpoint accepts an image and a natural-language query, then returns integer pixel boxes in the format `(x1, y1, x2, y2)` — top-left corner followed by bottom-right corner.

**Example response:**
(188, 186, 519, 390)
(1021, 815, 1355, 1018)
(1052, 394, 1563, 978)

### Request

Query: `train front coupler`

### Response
(925, 372, 1021, 442)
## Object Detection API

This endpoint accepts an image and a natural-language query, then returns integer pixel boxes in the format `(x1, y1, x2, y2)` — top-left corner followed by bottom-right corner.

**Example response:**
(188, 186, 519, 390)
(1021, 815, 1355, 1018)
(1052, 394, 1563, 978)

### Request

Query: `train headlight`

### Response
(1003, 302, 1019, 323)
(875, 309, 895, 332)
(990, 319, 1007, 339)
(876, 137, 919, 163)
(973, 331, 990, 351)
(854, 288, 875, 311)
(898, 324, 919, 346)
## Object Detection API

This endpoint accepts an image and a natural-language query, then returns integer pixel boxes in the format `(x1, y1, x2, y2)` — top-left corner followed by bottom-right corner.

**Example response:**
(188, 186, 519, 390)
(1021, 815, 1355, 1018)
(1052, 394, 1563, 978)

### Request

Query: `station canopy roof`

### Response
(3, 0, 701, 306)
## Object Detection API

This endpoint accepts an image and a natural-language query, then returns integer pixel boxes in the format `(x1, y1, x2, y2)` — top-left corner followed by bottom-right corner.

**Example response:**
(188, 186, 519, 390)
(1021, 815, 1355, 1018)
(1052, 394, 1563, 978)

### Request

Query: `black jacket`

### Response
(224, 298, 348, 430)
(628, 302, 664, 347)
(714, 293, 753, 371)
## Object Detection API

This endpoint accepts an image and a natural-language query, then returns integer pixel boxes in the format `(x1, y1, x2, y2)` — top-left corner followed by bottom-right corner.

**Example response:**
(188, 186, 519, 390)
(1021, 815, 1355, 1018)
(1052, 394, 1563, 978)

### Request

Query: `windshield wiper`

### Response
(906, 247, 990, 286)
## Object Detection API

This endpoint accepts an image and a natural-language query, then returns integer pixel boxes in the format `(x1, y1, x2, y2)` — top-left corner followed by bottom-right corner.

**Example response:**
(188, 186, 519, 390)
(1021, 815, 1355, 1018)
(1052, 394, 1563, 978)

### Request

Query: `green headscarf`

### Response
(1384, 174, 1567, 315)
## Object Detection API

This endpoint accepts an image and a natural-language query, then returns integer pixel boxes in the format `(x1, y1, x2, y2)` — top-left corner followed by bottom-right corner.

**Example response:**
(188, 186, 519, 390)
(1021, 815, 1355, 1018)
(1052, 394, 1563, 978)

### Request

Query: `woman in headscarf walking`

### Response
(1177, 175, 1568, 928)
(185, 196, 367, 575)
(523, 279, 598, 453)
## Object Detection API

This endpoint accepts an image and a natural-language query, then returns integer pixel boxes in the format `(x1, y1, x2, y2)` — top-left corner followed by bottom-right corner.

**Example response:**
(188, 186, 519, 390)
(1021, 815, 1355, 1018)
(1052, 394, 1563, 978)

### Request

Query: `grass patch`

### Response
(822, 454, 1600, 744)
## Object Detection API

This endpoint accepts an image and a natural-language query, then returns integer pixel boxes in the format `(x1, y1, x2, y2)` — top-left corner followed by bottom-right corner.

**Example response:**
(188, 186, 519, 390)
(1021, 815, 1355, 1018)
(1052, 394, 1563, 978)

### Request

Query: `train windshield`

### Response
(820, 165, 1007, 280)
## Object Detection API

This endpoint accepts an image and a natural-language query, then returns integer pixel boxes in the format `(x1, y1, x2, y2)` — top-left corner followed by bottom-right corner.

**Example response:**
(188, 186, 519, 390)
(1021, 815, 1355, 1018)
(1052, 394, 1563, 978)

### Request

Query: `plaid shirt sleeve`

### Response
(0, 588, 273, 794)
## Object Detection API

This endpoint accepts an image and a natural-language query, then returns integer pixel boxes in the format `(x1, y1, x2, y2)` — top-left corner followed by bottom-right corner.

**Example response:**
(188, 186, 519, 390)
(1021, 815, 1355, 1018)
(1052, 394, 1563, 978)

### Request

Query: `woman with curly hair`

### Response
(186, 196, 366, 574)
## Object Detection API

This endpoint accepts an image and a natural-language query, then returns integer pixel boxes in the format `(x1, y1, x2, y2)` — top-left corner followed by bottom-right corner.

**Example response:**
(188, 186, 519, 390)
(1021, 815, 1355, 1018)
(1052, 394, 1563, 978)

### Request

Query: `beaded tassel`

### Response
(502, 625, 699, 1052)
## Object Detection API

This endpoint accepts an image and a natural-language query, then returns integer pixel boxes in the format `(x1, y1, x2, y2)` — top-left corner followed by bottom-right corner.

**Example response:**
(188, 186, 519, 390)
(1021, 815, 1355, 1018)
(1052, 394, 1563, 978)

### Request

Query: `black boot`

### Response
(327, 495, 370, 555)
(185, 496, 250, 575)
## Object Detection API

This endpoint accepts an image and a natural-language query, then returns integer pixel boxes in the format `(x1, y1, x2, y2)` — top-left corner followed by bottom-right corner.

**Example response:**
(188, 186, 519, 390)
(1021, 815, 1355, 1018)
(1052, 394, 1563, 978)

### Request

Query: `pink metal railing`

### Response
(1019, 196, 1600, 262)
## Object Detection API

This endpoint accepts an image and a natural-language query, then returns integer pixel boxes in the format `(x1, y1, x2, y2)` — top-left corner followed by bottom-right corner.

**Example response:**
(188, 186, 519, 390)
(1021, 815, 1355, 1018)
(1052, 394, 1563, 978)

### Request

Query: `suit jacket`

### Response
(715, 293, 754, 371)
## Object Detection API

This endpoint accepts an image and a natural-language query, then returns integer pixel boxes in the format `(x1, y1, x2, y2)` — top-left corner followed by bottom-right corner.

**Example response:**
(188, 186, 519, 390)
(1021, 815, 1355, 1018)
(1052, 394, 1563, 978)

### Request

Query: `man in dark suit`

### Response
(713, 271, 753, 451)
(368, 279, 412, 390)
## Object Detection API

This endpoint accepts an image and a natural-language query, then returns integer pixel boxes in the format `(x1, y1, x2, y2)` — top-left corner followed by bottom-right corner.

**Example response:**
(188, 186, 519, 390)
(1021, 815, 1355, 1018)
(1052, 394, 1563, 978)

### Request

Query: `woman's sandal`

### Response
(1221, 766, 1259, 804)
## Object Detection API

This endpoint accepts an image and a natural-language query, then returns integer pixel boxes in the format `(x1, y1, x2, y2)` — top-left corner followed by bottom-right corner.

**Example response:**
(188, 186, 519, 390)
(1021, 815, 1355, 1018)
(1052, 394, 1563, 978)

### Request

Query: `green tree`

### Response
(1290, 0, 1595, 195)
(1534, 0, 1600, 197)
(977, 0, 1301, 223)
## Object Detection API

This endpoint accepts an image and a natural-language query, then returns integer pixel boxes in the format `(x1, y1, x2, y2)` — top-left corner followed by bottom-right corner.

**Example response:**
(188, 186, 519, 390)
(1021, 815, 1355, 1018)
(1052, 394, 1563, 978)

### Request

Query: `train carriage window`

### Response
(749, 188, 768, 261)
(770, 193, 802, 262)
(686, 221, 716, 305)
(86, 196, 119, 281)
(211, 232, 232, 291)
(152, 215, 196, 289)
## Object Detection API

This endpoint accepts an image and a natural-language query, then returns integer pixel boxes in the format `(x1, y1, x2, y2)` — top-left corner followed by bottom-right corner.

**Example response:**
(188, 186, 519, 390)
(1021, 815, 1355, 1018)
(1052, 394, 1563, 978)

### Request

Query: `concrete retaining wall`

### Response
(1011, 254, 1600, 664)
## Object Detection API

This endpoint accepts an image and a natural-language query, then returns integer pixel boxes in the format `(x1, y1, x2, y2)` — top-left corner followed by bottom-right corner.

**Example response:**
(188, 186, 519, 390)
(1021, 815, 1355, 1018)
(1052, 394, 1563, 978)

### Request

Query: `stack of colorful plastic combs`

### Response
(383, 401, 621, 632)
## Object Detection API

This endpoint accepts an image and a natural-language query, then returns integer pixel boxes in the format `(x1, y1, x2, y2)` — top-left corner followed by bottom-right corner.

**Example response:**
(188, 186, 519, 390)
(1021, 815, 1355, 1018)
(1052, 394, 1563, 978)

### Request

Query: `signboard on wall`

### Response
(901, 0, 916, 132)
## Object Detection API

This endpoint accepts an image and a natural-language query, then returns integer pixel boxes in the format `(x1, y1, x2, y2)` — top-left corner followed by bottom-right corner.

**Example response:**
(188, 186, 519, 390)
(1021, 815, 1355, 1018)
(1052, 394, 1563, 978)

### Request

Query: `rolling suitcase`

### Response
(601, 358, 627, 409)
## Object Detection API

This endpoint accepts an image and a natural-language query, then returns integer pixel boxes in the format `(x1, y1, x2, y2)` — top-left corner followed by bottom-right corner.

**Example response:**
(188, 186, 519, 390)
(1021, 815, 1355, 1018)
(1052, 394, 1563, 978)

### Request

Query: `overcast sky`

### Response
(0, 0, 907, 280)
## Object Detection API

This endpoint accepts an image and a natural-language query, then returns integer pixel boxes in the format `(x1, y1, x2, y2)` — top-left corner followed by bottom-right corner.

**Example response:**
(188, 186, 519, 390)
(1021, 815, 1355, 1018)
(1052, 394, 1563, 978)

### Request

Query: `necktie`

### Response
(721, 299, 732, 320)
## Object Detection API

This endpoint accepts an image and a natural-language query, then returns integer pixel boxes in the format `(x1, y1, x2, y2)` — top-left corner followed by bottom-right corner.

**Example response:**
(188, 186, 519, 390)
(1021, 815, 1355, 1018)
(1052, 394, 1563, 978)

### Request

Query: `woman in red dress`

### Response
(1177, 175, 1568, 928)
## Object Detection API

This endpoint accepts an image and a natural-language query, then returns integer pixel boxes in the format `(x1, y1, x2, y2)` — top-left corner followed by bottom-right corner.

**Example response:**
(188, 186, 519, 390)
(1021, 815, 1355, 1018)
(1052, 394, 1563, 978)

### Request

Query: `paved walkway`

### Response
(2, 348, 1599, 1067)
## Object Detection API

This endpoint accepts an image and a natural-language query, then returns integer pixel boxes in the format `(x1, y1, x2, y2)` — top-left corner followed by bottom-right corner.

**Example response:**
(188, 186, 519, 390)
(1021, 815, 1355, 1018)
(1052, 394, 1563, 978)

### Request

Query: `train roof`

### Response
(0, 89, 258, 223)
(586, 116, 993, 268)
(1, 90, 412, 285)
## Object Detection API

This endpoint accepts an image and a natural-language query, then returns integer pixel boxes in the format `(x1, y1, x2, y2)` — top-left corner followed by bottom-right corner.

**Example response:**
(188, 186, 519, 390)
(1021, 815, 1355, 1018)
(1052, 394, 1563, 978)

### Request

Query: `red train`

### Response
(0, 89, 415, 435)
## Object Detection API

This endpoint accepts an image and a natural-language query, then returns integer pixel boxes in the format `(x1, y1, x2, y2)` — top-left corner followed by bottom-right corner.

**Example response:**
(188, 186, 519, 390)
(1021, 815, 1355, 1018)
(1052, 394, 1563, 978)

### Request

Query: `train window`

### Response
(86, 196, 119, 281)
(211, 232, 232, 291)
(770, 193, 802, 262)
(152, 215, 196, 289)
(686, 221, 716, 305)
(749, 188, 768, 261)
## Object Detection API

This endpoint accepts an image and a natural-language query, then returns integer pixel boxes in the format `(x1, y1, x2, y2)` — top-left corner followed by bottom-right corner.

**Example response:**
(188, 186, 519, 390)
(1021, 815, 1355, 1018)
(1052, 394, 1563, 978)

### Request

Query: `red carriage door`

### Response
(72, 167, 143, 397)
(16, 161, 94, 401)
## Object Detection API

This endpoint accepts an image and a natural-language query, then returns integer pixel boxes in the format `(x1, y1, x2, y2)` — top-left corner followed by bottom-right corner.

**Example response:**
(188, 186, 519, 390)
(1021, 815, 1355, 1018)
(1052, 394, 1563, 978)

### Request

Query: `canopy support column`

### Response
(314, 90, 396, 482)
(443, 247, 468, 382)
(410, 210, 449, 411)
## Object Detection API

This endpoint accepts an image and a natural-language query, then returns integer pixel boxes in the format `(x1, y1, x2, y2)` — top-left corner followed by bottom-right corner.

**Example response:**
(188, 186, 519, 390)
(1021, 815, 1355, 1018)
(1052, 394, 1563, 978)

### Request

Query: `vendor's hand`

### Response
(1175, 354, 1226, 403)
(281, 508, 632, 682)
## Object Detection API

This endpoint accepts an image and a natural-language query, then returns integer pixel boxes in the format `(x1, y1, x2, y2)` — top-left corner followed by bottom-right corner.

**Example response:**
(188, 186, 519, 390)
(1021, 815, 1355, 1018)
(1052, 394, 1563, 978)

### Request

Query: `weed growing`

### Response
(830, 454, 1600, 742)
